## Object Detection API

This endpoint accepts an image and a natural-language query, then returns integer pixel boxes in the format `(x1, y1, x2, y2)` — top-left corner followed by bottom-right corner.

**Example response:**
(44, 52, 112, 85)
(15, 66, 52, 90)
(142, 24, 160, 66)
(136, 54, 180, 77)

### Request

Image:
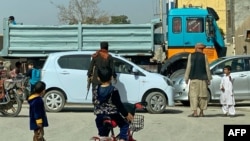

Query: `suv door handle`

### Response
(239, 74, 247, 77)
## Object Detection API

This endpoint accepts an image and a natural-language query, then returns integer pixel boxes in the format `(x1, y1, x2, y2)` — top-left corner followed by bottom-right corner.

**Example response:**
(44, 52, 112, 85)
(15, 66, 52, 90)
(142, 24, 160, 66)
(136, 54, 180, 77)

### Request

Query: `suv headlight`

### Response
(163, 77, 173, 86)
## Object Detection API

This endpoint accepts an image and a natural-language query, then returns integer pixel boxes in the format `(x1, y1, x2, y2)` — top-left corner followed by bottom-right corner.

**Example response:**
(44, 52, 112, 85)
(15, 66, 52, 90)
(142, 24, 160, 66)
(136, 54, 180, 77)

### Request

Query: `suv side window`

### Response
(58, 55, 91, 70)
(214, 58, 245, 73)
(230, 58, 245, 72)
(244, 58, 250, 70)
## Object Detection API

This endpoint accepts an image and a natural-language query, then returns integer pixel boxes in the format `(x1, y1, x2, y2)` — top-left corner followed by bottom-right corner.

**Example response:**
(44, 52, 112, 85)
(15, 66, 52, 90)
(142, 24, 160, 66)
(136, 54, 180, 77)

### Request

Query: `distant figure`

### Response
(235, 64, 242, 72)
(9, 61, 22, 78)
(8, 16, 16, 25)
(184, 43, 212, 117)
(220, 65, 235, 116)
(26, 61, 41, 92)
(87, 41, 117, 102)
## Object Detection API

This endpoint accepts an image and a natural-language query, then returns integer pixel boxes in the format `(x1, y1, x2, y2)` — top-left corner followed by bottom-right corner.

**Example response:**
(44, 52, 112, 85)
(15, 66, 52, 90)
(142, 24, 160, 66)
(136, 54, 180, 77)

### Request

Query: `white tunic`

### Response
(220, 75, 235, 105)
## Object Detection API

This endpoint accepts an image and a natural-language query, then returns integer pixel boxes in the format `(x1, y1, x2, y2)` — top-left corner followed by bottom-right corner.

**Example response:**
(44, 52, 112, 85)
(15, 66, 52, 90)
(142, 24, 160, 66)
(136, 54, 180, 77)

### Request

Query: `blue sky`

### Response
(0, 0, 163, 34)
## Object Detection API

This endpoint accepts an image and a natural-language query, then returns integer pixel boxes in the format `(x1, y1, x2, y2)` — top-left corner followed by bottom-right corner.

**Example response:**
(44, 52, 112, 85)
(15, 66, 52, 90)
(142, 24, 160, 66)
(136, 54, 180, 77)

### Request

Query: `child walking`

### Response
(93, 67, 133, 141)
(28, 81, 48, 141)
(220, 65, 235, 116)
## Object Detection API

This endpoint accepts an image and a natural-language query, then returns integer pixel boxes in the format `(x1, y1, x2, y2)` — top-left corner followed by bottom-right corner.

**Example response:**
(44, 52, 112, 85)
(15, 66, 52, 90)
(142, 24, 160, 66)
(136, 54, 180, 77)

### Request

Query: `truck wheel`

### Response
(1, 95, 22, 117)
(169, 69, 186, 80)
(145, 91, 167, 114)
(44, 90, 66, 112)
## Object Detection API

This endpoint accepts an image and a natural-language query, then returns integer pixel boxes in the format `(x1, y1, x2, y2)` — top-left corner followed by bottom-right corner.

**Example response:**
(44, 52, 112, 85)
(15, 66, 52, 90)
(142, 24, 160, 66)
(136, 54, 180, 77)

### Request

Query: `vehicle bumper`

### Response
(174, 84, 189, 101)
(164, 86, 175, 106)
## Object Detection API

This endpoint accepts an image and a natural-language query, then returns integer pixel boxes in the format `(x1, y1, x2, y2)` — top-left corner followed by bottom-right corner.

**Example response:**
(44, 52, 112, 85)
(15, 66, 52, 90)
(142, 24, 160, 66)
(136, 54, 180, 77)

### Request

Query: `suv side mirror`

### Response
(214, 68, 223, 75)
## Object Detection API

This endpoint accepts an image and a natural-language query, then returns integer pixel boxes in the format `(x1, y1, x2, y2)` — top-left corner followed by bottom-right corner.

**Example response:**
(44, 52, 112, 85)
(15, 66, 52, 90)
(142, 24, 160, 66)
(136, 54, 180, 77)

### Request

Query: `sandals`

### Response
(188, 113, 199, 117)
(199, 113, 205, 117)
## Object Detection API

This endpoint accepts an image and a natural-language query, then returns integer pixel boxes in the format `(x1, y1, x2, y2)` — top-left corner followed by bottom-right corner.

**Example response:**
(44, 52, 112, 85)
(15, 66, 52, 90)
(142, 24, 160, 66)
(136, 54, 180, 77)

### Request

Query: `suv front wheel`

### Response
(44, 90, 66, 112)
(145, 91, 167, 114)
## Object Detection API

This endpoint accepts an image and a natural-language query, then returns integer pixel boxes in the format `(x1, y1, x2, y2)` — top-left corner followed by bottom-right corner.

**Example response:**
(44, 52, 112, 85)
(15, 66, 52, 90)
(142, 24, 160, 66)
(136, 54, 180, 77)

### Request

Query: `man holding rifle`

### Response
(87, 41, 117, 102)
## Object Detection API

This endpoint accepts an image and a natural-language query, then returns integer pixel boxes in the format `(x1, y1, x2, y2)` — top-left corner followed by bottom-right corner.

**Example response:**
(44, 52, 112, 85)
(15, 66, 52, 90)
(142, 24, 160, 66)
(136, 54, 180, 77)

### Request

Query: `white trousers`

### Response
(222, 104, 235, 115)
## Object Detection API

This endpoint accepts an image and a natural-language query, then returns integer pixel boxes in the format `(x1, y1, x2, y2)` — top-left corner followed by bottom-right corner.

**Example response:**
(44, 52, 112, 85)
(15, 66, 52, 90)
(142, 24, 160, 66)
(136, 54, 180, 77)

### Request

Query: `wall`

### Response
(233, 0, 250, 55)
(234, 16, 250, 55)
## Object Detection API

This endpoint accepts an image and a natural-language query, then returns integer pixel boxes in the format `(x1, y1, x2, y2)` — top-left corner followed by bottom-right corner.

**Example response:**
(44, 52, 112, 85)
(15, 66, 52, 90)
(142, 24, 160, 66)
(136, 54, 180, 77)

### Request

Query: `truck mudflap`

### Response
(160, 52, 190, 76)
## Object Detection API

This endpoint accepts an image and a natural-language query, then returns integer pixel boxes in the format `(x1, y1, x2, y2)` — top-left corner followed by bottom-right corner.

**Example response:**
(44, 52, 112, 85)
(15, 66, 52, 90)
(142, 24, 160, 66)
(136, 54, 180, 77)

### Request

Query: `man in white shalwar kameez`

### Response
(220, 65, 235, 116)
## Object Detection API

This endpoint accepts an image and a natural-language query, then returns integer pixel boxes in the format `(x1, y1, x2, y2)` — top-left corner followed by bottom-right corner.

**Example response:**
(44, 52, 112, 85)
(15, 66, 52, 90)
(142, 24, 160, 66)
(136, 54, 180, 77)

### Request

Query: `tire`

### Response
(1, 95, 22, 117)
(145, 91, 167, 114)
(43, 90, 66, 112)
(207, 90, 211, 103)
(169, 69, 186, 80)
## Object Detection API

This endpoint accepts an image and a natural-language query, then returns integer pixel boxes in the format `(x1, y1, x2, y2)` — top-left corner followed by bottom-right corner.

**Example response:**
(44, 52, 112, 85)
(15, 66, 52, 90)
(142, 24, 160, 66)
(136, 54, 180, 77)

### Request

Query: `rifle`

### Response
(86, 66, 95, 100)
(85, 77, 92, 100)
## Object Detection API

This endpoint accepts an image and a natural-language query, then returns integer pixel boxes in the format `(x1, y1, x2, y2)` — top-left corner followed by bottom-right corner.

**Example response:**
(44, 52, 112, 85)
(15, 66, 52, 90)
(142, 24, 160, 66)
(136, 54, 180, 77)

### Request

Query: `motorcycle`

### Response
(0, 76, 30, 117)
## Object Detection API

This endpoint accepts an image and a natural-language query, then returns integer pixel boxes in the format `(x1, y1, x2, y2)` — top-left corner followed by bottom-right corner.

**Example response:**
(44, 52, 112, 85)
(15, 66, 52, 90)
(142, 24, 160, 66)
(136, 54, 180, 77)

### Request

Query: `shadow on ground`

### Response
(60, 106, 184, 114)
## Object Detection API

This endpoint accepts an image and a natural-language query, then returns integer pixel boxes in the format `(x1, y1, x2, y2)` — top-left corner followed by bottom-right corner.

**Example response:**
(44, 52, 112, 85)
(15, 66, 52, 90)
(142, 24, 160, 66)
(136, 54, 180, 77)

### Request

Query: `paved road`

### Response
(1, 102, 249, 141)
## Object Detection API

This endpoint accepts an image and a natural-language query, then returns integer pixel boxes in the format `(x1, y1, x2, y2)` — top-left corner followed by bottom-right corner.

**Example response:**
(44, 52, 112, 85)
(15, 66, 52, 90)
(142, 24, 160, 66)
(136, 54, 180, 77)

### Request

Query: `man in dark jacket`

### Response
(87, 41, 117, 102)
(184, 43, 212, 117)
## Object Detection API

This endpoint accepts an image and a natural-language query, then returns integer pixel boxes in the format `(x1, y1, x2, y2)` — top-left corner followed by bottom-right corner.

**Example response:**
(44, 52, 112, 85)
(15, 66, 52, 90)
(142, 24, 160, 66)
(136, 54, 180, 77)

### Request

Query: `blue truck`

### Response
(0, 6, 226, 78)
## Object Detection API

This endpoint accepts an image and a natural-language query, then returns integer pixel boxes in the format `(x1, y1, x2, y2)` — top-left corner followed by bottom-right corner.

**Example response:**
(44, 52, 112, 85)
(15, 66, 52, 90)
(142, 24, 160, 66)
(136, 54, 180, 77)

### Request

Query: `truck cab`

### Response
(161, 7, 227, 77)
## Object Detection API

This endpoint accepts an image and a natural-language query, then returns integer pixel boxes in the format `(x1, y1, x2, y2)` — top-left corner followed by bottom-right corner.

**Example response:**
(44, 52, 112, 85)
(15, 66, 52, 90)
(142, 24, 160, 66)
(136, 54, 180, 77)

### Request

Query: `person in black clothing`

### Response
(93, 67, 133, 141)
(87, 41, 117, 102)
(184, 43, 212, 117)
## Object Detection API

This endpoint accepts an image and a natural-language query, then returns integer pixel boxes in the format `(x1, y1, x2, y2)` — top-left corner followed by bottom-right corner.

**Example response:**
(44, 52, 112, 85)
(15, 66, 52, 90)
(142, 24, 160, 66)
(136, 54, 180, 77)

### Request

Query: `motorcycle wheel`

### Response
(1, 95, 22, 117)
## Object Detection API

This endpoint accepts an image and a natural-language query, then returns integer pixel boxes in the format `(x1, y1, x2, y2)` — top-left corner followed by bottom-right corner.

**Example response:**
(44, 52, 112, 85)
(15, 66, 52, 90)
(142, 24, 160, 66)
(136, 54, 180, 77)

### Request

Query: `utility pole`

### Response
(157, 0, 164, 73)
(160, 0, 163, 34)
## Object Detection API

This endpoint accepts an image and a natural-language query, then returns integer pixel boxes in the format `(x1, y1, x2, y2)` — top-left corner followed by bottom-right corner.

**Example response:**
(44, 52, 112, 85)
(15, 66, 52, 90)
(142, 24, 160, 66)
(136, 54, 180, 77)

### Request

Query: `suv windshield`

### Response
(209, 57, 226, 67)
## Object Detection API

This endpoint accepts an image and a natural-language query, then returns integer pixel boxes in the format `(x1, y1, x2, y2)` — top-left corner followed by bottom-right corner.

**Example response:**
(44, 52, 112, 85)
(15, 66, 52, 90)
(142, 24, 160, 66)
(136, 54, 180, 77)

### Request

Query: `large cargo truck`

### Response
(0, 6, 226, 78)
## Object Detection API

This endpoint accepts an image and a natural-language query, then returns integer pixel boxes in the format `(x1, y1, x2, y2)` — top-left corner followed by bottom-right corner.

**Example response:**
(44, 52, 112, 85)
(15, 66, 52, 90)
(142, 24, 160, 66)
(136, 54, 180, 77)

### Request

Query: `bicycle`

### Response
(90, 102, 146, 141)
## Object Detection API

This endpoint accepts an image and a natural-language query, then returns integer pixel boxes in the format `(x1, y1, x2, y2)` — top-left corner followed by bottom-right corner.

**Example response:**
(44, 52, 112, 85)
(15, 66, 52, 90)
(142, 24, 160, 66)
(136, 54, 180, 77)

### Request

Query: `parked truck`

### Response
(0, 6, 226, 78)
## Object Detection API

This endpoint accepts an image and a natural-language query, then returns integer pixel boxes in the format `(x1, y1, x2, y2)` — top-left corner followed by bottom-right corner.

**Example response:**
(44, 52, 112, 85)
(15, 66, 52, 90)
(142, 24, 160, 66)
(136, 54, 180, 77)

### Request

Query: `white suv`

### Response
(41, 51, 174, 114)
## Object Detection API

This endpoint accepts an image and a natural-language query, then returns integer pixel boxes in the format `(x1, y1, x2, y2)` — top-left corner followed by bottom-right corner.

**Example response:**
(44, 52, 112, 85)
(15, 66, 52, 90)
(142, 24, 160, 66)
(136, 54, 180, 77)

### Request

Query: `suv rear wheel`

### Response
(44, 90, 66, 112)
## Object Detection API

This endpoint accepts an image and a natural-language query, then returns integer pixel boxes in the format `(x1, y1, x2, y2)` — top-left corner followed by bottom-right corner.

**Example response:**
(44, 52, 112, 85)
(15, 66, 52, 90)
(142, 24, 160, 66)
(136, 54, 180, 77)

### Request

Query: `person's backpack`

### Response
(30, 68, 41, 85)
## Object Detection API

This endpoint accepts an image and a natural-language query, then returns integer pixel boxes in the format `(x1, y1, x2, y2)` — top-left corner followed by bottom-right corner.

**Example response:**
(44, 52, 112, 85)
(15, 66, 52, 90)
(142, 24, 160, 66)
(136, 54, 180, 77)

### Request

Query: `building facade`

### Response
(227, 0, 250, 55)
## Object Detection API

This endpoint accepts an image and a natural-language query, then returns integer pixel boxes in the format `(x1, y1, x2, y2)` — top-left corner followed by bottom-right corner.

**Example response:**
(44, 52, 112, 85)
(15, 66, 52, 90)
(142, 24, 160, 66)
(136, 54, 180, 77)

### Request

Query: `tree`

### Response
(110, 15, 131, 24)
(51, 0, 110, 24)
